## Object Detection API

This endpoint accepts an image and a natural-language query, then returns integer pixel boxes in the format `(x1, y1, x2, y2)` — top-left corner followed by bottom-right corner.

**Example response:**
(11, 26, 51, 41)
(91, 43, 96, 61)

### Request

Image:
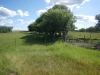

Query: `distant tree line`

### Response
(0, 26, 13, 33)
(78, 27, 96, 32)
(78, 14, 100, 32)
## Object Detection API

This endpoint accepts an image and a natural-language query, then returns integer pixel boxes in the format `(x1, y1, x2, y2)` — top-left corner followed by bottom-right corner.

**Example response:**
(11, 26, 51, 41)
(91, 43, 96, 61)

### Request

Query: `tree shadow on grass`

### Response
(20, 31, 58, 45)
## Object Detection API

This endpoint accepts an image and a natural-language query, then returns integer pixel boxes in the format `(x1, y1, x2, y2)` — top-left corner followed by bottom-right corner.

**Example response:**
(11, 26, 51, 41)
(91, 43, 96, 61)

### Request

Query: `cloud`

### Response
(17, 19, 24, 23)
(75, 23, 95, 29)
(17, 19, 35, 25)
(45, 0, 89, 10)
(76, 6, 80, 9)
(45, 0, 50, 3)
(0, 17, 7, 19)
(75, 15, 97, 29)
(0, 6, 17, 17)
(0, 6, 29, 19)
(6, 19, 13, 24)
(75, 24, 84, 29)
(67, 5, 77, 11)
(0, 19, 13, 25)
(40, 0, 89, 16)
(13, 20, 35, 30)
(17, 9, 29, 17)
(76, 15, 97, 23)
(25, 20, 35, 25)
(46, 5, 53, 9)
(36, 9, 47, 16)
(45, 0, 89, 5)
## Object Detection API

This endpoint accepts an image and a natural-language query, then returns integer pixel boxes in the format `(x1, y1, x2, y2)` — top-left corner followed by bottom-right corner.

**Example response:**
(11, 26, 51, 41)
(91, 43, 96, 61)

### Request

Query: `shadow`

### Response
(20, 32, 59, 45)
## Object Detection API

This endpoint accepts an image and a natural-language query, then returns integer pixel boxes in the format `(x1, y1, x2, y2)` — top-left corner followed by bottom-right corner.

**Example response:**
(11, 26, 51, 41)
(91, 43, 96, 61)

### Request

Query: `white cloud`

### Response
(75, 24, 84, 29)
(0, 6, 29, 19)
(17, 19, 24, 23)
(45, 0, 89, 10)
(0, 6, 17, 17)
(13, 20, 35, 30)
(36, 9, 47, 16)
(0, 19, 13, 25)
(75, 23, 95, 30)
(76, 6, 80, 9)
(45, 0, 89, 5)
(46, 5, 53, 9)
(25, 20, 35, 25)
(76, 15, 97, 23)
(45, 0, 50, 3)
(17, 19, 35, 25)
(17, 9, 29, 17)
(0, 17, 7, 19)
(75, 15, 97, 29)
(6, 19, 13, 24)
(67, 4, 77, 11)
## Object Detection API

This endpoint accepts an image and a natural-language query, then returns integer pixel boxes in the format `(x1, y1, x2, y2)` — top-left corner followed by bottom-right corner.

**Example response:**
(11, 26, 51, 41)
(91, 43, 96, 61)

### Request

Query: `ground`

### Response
(0, 31, 100, 75)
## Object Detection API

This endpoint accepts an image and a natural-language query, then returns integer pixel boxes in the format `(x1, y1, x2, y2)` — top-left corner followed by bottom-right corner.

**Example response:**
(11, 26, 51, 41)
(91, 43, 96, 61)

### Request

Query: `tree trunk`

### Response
(62, 30, 65, 42)
(62, 30, 68, 42)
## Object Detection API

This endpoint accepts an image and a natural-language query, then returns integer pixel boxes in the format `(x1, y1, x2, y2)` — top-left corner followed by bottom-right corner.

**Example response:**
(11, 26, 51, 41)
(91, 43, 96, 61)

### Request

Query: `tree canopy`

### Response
(28, 4, 76, 37)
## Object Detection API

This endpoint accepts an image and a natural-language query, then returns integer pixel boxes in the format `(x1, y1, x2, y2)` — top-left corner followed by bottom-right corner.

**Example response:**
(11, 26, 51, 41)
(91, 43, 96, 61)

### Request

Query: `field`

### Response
(0, 31, 100, 75)
(68, 31, 100, 39)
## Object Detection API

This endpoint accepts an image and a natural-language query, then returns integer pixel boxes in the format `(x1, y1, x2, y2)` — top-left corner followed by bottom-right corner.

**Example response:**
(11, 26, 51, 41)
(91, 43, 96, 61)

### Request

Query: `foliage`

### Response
(78, 26, 95, 32)
(86, 26, 95, 32)
(28, 4, 76, 36)
(95, 14, 100, 32)
(79, 28, 86, 32)
(78, 26, 99, 32)
(0, 26, 13, 33)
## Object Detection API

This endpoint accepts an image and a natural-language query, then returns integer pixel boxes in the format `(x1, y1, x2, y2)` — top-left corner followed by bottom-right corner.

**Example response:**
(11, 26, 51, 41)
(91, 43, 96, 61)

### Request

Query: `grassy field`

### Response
(68, 31, 100, 44)
(68, 31, 100, 39)
(0, 31, 100, 75)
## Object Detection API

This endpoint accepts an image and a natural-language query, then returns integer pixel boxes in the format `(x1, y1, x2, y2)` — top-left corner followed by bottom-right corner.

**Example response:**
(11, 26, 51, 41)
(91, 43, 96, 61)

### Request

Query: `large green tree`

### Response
(28, 4, 76, 41)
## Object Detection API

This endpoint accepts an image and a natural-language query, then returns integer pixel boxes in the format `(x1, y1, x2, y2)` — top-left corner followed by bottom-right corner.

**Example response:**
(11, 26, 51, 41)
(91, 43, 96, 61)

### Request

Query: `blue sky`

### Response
(0, 0, 99, 30)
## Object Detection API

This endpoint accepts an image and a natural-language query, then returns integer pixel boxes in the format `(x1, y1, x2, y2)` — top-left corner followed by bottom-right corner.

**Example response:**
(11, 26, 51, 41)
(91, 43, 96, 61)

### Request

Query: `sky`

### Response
(0, 0, 99, 30)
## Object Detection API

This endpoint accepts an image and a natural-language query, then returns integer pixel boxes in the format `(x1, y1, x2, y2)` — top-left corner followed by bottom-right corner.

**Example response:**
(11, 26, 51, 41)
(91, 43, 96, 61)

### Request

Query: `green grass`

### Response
(0, 31, 100, 75)
(68, 31, 100, 39)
